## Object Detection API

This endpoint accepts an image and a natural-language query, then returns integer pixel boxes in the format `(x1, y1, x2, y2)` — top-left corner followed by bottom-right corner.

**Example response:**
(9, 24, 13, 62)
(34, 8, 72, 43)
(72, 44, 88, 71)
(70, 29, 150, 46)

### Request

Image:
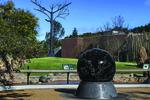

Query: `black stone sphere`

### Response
(77, 48, 116, 82)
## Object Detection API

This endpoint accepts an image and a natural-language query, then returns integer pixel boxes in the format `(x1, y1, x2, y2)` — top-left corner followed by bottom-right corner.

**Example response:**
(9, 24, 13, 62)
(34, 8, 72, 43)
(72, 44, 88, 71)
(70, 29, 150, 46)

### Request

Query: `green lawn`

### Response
(115, 62, 138, 69)
(21, 57, 138, 70)
(22, 57, 78, 70)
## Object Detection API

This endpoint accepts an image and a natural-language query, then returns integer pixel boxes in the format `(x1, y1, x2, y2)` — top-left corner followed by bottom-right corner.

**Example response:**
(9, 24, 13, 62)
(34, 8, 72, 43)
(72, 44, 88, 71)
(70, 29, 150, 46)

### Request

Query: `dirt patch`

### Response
(0, 88, 150, 100)
(117, 87, 150, 100)
(0, 89, 65, 100)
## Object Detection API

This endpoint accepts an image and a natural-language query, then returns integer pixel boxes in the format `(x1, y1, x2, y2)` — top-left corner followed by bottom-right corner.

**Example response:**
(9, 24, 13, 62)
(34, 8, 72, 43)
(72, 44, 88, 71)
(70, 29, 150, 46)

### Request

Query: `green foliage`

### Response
(65, 28, 79, 38)
(53, 20, 65, 39)
(131, 23, 150, 33)
(65, 32, 96, 39)
(79, 32, 95, 38)
(32, 40, 49, 57)
(0, 1, 39, 83)
(72, 27, 78, 37)
(0, 1, 38, 61)
(45, 20, 64, 49)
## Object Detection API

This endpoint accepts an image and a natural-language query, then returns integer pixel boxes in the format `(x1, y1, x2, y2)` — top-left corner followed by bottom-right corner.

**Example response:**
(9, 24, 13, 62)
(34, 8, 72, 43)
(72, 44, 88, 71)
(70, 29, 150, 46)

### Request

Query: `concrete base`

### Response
(143, 77, 150, 84)
(76, 81, 117, 99)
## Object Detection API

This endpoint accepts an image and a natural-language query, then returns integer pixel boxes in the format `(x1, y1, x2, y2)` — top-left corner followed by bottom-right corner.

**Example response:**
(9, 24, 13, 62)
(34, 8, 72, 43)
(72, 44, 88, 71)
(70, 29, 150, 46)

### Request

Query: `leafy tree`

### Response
(45, 20, 65, 50)
(131, 23, 150, 33)
(79, 32, 94, 37)
(33, 40, 48, 57)
(0, 1, 38, 84)
(65, 28, 79, 38)
(72, 28, 78, 38)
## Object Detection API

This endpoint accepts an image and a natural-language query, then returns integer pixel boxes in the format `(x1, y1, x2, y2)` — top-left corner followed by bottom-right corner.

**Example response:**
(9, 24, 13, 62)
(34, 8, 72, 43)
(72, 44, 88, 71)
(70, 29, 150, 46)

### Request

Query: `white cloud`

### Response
(145, 0, 150, 6)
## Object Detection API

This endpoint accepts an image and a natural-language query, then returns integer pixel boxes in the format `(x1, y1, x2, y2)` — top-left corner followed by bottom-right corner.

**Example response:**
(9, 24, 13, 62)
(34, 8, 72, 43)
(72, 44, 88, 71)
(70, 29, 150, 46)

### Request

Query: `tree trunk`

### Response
(1, 52, 14, 80)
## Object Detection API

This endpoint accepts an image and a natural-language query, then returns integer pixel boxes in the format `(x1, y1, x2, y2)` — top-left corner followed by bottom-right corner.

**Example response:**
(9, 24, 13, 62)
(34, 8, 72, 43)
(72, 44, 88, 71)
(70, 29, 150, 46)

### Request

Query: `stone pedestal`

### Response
(76, 81, 117, 99)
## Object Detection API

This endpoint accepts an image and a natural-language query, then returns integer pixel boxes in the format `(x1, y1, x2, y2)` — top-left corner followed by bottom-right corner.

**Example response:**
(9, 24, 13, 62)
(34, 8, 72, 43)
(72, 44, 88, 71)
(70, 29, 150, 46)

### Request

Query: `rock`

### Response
(0, 58, 5, 70)
(39, 76, 49, 83)
(129, 73, 134, 77)
(12, 73, 27, 83)
(38, 82, 42, 84)
(48, 73, 54, 76)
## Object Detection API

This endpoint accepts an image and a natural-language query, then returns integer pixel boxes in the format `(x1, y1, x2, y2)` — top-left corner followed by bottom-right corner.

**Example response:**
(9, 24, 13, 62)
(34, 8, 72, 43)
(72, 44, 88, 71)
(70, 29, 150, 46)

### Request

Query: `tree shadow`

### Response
(0, 90, 31, 100)
(55, 88, 150, 100)
(55, 88, 79, 99)
(125, 64, 137, 67)
(55, 88, 76, 94)
(115, 93, 131, 100)
(55, 89, 131, 100)
(125, 91, 150, 100)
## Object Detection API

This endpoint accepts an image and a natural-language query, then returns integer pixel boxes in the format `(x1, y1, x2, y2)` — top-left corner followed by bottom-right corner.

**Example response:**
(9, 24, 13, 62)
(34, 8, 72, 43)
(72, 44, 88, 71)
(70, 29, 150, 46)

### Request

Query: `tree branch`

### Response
(53, 2, 71, 13)
(54, 3, 70, 20)
(34, 8, 51, 19)
(31, 0, 52, 14)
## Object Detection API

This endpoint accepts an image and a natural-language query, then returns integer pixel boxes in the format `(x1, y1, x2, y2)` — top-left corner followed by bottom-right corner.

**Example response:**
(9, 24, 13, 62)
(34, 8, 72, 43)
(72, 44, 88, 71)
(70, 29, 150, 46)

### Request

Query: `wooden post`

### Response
(27, 66, 30, 85)
(67, 72, 69, 84)
(148, 71, 150, 77)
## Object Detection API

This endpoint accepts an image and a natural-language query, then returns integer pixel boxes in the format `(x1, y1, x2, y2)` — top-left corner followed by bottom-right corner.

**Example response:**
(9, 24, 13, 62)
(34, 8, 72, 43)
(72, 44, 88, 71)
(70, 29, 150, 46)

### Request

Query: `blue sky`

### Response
(2, 0, 150, 40)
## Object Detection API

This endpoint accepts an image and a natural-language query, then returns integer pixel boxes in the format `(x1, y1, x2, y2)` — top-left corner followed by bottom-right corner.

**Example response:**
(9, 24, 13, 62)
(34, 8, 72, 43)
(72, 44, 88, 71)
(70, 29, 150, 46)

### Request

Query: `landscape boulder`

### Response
(39, 76, 48, 83)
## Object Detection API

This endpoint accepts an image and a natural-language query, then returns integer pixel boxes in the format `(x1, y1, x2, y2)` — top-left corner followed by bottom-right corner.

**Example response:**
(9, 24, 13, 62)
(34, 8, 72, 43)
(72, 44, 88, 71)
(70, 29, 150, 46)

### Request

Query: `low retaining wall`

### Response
(0, 84, 150, 91)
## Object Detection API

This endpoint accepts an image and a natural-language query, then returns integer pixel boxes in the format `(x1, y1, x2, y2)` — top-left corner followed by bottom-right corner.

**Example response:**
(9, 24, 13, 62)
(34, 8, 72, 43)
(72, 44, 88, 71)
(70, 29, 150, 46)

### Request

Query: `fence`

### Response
(20, 69, 150, 85)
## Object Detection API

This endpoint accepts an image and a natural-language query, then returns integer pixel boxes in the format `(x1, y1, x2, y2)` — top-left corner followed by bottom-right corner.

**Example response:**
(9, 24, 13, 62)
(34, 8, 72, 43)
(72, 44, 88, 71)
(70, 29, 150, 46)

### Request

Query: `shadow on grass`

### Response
(124, 64, 138, 67)
(0, 90, 31, 100)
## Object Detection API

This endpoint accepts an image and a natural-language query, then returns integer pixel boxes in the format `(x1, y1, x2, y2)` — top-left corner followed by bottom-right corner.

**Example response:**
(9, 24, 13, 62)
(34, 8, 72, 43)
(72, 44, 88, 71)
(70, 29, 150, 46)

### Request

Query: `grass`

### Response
(22, 57, 78, 70)
(20, 57, 139, 76)
(21, 57, 138, 70)
(115, 62, 138, 69)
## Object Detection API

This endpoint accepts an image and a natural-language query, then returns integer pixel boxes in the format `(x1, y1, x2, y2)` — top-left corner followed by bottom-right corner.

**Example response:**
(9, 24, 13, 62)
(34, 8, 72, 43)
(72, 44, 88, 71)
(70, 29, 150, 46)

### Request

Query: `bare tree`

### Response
(31, 0, 71, 56)
(100, 22, 111, 32)
(112, 15, 125, 29)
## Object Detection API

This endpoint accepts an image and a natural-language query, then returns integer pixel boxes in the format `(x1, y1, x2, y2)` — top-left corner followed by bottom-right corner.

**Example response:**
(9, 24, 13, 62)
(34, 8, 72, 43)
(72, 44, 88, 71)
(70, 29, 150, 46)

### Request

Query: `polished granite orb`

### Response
(77, 48, 116, 82)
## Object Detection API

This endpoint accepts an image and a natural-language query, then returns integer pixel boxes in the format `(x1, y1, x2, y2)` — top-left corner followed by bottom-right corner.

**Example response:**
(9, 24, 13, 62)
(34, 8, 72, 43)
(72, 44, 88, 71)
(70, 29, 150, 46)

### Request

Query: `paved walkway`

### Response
(0, 88, 150, 100)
